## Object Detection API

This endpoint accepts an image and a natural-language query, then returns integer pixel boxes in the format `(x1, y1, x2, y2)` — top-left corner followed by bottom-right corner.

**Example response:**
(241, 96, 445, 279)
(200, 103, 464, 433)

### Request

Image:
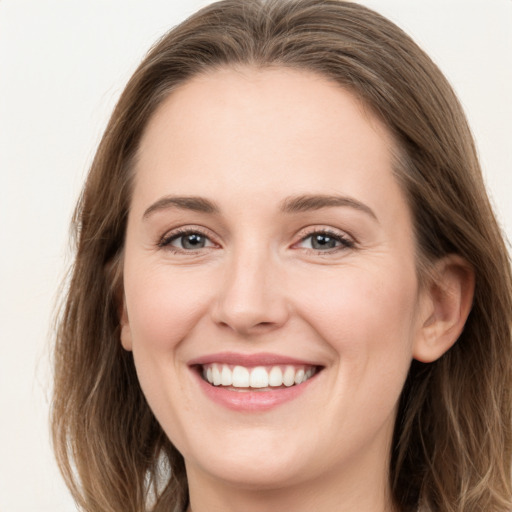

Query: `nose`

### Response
(211, 246, 289, 336)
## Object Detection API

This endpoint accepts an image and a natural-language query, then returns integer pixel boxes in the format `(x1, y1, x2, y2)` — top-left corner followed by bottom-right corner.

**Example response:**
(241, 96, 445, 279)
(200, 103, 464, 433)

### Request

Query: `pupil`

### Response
(312, 234, 336, 249)
(183, 234, 205, 249)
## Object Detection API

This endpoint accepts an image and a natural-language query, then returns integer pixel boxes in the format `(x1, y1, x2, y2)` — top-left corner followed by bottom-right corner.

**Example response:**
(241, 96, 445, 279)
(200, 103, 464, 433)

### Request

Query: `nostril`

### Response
(254, 321, 274, 328)
(214, 317, 283, 336)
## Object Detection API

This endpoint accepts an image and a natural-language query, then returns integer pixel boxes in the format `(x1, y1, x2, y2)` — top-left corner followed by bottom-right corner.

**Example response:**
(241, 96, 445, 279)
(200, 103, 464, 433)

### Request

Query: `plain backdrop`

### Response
(0, 1, 511, 510)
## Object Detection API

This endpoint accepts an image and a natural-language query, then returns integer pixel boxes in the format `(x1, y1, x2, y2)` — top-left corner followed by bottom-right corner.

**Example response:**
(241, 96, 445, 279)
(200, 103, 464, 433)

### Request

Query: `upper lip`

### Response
(188, 351, 322, 367)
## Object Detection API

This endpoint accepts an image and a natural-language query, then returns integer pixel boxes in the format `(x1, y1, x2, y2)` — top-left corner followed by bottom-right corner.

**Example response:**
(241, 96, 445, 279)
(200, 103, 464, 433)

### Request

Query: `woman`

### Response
(51, 1, 512, 511)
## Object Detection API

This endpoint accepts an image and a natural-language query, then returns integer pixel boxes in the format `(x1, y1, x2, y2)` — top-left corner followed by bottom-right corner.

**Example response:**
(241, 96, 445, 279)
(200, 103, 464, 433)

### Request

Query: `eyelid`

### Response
(292, 226, 356, 251)
(156, 224, 355, 254)
(158, 225, 219, 251)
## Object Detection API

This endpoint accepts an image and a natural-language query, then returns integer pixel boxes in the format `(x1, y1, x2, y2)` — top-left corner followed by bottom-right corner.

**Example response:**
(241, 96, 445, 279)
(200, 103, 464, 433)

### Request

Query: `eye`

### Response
(159, 229, 216, 252)
(296, 230, 354, 251)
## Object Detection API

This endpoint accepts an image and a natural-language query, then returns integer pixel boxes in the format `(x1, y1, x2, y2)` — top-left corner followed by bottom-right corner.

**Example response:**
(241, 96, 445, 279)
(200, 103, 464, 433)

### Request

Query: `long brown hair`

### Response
(51, 1, 512, 511)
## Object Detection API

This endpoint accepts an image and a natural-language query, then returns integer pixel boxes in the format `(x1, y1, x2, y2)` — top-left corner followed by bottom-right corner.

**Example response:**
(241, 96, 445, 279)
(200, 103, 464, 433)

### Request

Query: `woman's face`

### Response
(121, 67, 431, 494)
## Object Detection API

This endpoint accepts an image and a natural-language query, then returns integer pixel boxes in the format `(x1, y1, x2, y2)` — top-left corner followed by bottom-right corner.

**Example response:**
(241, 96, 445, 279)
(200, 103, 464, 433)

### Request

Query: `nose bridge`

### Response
(213, 240, 287, 334)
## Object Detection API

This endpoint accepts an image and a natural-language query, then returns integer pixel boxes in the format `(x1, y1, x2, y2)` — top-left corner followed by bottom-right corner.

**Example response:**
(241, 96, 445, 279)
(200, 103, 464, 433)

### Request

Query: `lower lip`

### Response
(192, 368, 319, 412)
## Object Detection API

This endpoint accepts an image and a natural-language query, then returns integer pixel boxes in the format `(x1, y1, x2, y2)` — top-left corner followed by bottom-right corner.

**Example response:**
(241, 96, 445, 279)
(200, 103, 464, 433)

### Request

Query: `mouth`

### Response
(197, 363, 319, 391)
(188, 352, 324, 410)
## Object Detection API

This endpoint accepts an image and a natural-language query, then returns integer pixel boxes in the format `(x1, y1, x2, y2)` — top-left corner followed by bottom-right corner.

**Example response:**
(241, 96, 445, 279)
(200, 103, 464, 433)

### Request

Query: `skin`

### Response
(120, 67, 473, 512)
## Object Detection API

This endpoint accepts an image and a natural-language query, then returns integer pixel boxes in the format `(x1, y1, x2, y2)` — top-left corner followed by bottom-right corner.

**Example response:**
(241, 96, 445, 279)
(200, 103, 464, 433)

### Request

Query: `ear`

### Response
(119, 295, 133, 352)
(413, 255, 475, 363)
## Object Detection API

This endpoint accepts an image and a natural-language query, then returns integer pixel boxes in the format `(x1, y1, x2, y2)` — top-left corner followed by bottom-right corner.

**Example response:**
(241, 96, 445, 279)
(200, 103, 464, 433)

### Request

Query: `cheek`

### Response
(122, 262, 214, 443)
(281, 261, 420, 465)
(123, 262, 213, 354)
(292, 260, 419, 367)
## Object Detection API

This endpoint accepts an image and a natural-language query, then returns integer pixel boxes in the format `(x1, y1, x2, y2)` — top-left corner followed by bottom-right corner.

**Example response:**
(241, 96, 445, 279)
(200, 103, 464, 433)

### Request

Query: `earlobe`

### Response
(413, 255, 475, 363)
(119, 297, 133, 352)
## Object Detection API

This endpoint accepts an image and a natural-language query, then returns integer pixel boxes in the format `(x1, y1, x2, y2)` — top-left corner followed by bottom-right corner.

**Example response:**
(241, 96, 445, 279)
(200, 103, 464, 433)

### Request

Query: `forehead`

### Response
(133, 66, 407, 225)
(138, 66, 393, 162)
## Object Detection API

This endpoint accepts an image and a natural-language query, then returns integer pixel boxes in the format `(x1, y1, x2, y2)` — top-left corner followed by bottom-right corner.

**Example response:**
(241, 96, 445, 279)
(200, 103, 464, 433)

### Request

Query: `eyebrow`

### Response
(142, 193, 377, 221)
(143, 195, 220, 219)
(280, 194, 378, 221)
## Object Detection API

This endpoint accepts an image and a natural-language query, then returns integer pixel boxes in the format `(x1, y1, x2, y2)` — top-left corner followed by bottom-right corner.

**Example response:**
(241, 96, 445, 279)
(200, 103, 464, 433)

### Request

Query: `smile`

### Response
(201, 363, 317, 390)
(189, 352, 324, 411)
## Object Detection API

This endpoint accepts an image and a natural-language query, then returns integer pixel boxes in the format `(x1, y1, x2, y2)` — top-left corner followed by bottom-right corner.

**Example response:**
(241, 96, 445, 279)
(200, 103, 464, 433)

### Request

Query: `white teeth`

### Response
(202, 363, 317, 389)
(221, 365, 232, 386)
(294, 368, 305, 384)
(232, 365, 250, 387)
(250, 366, 269, 388)
(283, 366, 295, 387)
(268, 366, 283, 387)
(212, 364, 221, 386)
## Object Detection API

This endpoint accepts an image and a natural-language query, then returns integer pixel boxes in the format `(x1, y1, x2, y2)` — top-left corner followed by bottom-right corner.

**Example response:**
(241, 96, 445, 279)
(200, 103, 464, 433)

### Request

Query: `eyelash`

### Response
(157, 227, 355, 254)
(158, 227, 217, 254)
(295, 228, 355, 253)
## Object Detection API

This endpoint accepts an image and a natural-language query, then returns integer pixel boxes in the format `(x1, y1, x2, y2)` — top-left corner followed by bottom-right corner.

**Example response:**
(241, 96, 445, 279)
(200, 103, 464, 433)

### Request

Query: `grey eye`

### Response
(296, 231, 354, 251)
(161, 231, 215, 251)
(179, 233, 207, 249)
(310, 233, 338, 250)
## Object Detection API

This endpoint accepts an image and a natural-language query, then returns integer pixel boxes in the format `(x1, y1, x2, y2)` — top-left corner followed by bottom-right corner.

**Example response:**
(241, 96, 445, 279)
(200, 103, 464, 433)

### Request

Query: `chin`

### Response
(192, 456, 308, 491)
(180, 427, 316, 490)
